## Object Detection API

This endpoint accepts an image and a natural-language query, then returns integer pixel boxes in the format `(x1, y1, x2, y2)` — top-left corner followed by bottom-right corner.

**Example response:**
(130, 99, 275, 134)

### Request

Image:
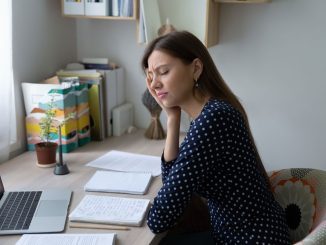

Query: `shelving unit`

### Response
(61, 0, 270, 47)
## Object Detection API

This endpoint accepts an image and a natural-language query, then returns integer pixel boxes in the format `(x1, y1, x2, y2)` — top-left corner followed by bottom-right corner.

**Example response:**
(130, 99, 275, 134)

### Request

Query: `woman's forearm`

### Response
(163, 116, 181, 162)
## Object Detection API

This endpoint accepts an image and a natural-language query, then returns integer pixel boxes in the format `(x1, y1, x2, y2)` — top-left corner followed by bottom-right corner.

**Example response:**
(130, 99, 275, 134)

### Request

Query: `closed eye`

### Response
(159, 69, 169, 76)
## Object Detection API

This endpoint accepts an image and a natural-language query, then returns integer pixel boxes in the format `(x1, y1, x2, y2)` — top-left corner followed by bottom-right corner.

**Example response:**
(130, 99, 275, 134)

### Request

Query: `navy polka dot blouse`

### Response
(147, 99, 291, 244)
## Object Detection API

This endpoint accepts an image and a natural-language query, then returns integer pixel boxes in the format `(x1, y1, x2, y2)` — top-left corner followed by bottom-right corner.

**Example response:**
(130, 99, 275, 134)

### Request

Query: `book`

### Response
(86, 150, 161, 177)
(69, 195, 151, 226)
(85, 170, 152, 195)
(82, 58, 109, 65)
(99, 68, 125, 137)
(111, 0, 120, 16)
(83, 63, 112, 70)
(16, 233, 116, 245)
(85, 0, 108, 16)
(56, 69, 102, 78)
(120, 0, 133, 17)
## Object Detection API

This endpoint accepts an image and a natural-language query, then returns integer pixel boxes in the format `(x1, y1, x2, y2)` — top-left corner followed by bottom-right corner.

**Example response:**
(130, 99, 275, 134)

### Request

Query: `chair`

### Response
(269, 168, 326, 245)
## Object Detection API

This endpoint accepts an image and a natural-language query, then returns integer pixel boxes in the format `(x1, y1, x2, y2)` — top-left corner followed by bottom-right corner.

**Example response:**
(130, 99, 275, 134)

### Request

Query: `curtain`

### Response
(0, 0, 14, 163)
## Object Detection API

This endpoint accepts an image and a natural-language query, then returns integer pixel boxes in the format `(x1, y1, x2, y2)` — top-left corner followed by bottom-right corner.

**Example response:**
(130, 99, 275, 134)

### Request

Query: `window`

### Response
(0, 0, 15, 163)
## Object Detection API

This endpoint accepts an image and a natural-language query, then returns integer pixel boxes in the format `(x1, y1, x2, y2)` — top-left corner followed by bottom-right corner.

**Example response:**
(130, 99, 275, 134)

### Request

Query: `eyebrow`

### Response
(147, 64, 170, 73)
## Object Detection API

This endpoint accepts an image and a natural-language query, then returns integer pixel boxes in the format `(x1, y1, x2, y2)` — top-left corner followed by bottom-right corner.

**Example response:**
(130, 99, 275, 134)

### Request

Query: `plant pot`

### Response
(35, 142, 58, 168)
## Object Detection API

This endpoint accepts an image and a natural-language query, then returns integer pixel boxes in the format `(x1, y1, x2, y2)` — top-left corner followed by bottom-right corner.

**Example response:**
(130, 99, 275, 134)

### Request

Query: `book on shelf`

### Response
(16, 233, 116, 245)
(82, 58, 110, 65)
(63, 0, 85, 16)
(111, 0, 120, 16)
(57, 69, 102, 78)
(120, 0, 133, 17)
(85, 0, 108, 16)
(84, 170, 152, 195)
(110, 0, 133, 17)
(83, 63, 112, 70)
(69, 195, 151, 227)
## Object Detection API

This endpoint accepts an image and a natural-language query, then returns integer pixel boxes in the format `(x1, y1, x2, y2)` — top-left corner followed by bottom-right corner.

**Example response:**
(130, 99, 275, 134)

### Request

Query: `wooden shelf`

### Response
(63, 15, 136, 21)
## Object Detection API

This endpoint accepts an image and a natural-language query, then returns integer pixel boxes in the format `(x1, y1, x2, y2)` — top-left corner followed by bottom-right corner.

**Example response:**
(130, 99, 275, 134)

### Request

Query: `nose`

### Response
(150, 74, 161, 89)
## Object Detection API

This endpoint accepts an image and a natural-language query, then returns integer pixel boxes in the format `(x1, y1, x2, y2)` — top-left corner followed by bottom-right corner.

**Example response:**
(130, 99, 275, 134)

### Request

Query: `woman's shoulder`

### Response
(202, 98, 238, 117)
(194, 98, 244, 128)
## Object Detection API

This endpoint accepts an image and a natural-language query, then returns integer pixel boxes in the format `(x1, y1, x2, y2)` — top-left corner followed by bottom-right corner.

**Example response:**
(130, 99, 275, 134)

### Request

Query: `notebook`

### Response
(0, 176, 71, 235)
(84, 171, 152, 195)
(69, 195, 150, 227)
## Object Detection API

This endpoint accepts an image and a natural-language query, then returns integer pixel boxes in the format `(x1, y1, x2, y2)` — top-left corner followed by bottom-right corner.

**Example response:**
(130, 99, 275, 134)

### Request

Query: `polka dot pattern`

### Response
(147, 99, 291, 244)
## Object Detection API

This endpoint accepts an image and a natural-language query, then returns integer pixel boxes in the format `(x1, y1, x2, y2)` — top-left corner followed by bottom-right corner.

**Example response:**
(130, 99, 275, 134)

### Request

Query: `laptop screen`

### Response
(0, 176, 4, 200)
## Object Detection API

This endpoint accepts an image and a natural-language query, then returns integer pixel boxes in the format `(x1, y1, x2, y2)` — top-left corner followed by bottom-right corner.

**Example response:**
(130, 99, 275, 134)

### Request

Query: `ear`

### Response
(192, 58, 203, 81)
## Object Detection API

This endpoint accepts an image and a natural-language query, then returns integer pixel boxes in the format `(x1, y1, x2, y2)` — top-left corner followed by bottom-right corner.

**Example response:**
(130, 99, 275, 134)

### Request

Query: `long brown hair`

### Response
(141, 31, 271, 190)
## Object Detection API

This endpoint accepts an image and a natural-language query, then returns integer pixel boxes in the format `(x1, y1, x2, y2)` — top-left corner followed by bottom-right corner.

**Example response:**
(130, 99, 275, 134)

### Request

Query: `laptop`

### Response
(0, 176, 72, 235)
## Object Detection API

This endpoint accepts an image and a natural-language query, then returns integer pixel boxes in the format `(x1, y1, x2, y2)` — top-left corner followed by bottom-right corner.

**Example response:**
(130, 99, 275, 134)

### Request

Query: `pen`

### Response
(69, 222, 130, 230)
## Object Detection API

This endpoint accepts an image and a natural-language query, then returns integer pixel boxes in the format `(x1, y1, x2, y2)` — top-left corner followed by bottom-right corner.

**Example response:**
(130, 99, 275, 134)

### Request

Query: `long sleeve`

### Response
(147, 107, 222, 234)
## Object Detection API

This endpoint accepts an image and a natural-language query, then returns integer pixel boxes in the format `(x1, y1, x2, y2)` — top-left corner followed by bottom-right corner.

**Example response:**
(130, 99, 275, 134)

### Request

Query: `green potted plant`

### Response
(35, 99, 59, 167)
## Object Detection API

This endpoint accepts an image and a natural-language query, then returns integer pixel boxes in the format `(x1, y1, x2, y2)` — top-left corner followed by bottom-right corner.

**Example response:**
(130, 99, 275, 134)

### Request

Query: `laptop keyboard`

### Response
(0, 191, 42, 231)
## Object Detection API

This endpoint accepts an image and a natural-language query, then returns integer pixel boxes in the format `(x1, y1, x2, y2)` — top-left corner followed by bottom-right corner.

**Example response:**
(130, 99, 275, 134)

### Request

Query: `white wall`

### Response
(12, 0, 77, 155)
(76, 0, 326, 171)
(213, 0, 326, 171)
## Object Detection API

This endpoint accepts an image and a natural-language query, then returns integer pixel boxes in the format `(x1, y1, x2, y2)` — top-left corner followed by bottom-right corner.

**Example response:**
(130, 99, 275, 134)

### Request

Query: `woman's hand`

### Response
(146, 77, 181, 120)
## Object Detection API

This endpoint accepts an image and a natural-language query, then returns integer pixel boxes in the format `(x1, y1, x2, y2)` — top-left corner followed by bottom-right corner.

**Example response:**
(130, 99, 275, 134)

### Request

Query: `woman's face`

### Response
(147, 50, 195, 108)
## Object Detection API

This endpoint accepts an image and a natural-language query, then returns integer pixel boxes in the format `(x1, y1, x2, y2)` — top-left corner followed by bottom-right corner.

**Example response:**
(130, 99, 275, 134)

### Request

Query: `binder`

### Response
(63, 0, 85, 15)
(57, 70, 106, 141)
(85, 0, 108, 16)
(99, 68, 125, 137)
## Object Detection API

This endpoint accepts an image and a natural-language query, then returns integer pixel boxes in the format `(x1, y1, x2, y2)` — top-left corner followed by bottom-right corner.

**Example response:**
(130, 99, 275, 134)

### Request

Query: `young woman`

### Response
(142, 31, 291, 244)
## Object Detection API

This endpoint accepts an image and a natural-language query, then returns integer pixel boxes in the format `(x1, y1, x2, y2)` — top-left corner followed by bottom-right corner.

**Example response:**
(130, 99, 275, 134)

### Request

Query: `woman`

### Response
(142, 31, 290, 244)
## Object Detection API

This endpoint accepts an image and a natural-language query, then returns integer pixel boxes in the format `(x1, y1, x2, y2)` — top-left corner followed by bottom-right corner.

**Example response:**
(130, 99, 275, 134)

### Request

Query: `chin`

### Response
(162, 100, 177, 108)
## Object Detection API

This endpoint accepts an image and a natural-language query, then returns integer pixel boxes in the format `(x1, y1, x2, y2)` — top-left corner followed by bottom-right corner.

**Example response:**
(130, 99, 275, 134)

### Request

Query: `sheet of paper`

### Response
(16, 233, 116, 245)
(69, 195, 150, 226)
(86, 150, 161, 177)
(85, 170, 152, 195)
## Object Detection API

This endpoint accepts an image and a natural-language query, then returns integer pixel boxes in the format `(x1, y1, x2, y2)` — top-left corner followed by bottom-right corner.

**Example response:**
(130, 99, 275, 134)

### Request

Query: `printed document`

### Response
(86, 150, 161, 176)
(16, 233, 116, 245)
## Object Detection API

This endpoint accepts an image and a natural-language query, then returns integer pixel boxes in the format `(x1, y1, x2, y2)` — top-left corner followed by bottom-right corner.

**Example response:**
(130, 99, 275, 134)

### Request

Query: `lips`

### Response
(157, 92, 168, 99)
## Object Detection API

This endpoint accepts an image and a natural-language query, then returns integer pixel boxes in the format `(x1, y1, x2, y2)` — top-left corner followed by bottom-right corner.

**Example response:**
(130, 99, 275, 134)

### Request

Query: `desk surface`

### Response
(0, 129, 173, 245)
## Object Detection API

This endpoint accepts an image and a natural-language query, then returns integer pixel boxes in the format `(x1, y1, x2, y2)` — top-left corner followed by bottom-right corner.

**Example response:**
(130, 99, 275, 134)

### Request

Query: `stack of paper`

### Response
(86, 150, 161, 177)
(69, 195, 151, 227)
(85, 170, 152, 195)
(16, 234, 116, 245)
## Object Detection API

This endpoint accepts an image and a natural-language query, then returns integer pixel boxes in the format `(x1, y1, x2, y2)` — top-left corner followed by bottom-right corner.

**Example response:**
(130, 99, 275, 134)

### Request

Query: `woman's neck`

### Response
(181, 95, 210, 120)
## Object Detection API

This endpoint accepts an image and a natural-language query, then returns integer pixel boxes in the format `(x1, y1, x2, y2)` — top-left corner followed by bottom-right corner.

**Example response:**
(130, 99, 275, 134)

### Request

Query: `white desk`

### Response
(0, 129, 170, 245)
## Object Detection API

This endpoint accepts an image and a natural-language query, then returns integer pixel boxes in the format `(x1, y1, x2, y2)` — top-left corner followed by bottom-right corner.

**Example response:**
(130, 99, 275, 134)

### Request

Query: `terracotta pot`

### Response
(35, 142, 58, 167)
